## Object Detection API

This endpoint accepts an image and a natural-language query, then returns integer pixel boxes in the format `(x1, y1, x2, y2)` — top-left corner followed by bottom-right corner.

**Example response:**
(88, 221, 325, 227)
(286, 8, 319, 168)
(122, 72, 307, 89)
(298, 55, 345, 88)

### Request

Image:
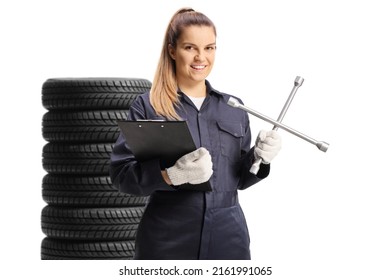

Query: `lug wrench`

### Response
(227, 78, 329, 175)
(250, 76, 304, 174)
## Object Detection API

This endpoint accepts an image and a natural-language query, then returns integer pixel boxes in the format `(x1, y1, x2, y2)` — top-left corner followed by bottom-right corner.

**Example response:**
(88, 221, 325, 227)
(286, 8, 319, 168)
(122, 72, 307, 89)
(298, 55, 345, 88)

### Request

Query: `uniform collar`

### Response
(178, 80, 224, 97)
(205, 80, 223, 97)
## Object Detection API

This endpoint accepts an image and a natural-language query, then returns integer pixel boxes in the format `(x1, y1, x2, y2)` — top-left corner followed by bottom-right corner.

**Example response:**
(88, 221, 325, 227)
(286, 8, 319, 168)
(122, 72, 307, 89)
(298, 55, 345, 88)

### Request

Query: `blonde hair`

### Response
(150, 8, 216, 120)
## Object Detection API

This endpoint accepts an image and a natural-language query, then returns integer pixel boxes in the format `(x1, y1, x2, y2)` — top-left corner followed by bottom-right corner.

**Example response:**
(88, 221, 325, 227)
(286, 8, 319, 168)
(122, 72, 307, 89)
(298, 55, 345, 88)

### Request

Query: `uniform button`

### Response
(198, 113, 202, 116)
(234, 133, 238, 137)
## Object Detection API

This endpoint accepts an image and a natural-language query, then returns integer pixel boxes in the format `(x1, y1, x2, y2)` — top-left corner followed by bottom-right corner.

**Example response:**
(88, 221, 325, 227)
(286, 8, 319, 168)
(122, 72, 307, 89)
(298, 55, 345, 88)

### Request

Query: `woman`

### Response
(110, 8, 281, 260)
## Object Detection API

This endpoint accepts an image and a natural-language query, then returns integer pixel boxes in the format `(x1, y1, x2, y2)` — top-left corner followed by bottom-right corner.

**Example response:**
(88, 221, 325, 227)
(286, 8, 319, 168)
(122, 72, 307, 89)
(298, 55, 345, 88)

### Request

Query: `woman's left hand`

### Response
(254, 130, 282, 164)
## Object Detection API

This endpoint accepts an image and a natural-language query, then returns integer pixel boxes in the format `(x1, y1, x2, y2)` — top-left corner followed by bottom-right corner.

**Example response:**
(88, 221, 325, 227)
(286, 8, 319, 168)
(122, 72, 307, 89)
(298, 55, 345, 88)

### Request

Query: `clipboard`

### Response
(117, 120, 212, 191)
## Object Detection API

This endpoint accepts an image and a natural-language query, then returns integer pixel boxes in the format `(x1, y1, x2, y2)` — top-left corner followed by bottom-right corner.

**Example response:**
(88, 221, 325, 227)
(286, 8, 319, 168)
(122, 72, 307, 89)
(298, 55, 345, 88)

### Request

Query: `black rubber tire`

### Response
(42, 223, 139, 240)
(42, 77, 151, 110)
(42, 110, 128, 127)
(42, 174, 149, 206)
(43, 143, 113, 159)
(42, 126, 120, 143)
(42, 142, 113, 178)
(42, 158, 110, 175)
(43, 93, 140, 110)
(42, 174, 116, 192)
(41, 206, 144, 225)
(41, 238, 135, 259)
(42, 189, 148, 207)
(41, 206, 143, 240)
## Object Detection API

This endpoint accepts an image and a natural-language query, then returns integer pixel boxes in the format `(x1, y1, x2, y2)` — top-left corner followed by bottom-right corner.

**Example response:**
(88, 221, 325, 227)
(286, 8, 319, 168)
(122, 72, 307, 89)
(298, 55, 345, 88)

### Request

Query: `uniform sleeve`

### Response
(109, 97, 173, 196)
(237, 106, 270, 190)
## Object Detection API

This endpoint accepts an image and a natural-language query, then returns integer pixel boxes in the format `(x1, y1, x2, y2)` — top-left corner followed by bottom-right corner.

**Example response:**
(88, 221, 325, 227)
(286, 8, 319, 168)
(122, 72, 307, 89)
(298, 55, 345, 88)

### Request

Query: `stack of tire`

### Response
(41, 78, 151, 259)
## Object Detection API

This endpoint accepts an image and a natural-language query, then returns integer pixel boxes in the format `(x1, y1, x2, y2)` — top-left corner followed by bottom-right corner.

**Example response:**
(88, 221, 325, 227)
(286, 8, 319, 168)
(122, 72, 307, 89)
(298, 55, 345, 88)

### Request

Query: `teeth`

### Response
(192, 65, 205, 70)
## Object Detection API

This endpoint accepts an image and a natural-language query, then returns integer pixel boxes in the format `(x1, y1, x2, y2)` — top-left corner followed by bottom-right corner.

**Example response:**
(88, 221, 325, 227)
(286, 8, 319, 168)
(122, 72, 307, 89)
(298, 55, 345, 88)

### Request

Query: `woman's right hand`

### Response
(165, 147, 213, 186)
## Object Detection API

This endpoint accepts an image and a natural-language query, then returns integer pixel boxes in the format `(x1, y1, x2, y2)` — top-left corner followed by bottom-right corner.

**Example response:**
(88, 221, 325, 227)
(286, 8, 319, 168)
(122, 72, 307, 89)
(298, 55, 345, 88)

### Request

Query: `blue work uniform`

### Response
(110, 80, 270, 259)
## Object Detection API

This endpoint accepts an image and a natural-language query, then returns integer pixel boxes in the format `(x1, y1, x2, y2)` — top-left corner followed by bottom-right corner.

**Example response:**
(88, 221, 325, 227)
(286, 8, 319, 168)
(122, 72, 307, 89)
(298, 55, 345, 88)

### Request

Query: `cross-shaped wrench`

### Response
(227, 76, 329, 175)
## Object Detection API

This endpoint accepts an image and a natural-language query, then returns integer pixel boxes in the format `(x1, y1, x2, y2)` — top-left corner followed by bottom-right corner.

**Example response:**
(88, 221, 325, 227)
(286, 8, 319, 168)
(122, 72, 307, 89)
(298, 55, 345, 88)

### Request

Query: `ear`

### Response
(168, 44, 176, 60)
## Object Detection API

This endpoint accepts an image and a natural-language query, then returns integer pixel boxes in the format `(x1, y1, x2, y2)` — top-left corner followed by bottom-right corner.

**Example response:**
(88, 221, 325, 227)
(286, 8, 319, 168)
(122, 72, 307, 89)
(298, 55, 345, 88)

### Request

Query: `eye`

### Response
(184, 45, 194, 50)
(206, 46, 216, 51)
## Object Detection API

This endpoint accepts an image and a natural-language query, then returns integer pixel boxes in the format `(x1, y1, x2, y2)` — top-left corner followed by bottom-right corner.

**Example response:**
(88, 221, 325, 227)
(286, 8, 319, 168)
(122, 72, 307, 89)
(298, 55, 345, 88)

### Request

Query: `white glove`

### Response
(166, 147, 213, 186)
(254, 130, 282, 164)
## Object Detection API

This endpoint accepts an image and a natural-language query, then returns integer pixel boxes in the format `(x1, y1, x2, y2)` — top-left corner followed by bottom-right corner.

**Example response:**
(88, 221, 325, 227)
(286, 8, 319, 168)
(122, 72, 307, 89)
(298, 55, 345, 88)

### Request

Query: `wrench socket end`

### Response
(316, 141, 329, 152)
(294, 76, 304, 87)
(227, 97, 240, 108)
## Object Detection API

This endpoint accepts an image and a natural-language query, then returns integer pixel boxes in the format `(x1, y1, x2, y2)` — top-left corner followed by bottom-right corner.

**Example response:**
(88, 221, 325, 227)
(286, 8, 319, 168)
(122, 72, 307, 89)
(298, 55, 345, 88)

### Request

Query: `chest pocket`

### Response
(217, 121, 244, 162)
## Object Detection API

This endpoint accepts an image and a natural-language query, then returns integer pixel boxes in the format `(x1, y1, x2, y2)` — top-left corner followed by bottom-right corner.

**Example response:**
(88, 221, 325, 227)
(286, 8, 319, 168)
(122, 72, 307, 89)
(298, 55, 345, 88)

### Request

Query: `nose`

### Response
(195, 51, 205, 61)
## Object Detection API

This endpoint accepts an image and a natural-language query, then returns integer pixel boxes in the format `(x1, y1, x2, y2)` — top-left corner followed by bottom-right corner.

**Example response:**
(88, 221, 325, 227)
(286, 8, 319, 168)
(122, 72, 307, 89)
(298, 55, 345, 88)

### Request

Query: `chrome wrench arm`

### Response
(227, 96, 329, 173)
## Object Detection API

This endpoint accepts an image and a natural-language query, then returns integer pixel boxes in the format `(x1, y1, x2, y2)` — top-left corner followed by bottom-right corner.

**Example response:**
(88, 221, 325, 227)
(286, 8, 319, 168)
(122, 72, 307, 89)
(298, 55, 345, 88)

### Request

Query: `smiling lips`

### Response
(191, 65, 206, 70)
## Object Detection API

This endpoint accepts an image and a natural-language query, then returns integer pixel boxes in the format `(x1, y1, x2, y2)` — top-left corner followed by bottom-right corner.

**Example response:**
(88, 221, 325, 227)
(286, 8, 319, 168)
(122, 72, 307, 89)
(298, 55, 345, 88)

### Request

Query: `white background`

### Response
(1, 0, 389, 279)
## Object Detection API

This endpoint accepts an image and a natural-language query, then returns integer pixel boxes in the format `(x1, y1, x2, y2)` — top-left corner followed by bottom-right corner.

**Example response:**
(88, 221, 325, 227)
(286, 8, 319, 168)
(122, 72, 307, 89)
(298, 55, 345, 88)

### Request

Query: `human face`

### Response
(169, 25, 216, 87)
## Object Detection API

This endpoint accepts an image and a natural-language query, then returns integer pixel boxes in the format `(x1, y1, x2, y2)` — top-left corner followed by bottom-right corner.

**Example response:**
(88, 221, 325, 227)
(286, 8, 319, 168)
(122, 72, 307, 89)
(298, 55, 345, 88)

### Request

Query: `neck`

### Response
(178, 80, 206, 98)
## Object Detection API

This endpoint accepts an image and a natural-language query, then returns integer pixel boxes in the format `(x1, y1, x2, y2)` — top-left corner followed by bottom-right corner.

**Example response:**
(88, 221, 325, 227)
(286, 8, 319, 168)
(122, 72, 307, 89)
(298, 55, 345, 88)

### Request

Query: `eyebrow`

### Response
(181, 42, 217, 46)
